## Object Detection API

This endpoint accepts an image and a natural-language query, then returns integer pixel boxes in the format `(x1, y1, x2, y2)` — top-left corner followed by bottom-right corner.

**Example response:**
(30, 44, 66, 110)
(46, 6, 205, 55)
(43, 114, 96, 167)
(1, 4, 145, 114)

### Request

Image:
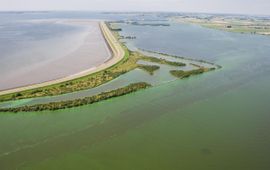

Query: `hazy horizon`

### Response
(0, 0, 269, 16)
(0, 10, 270, 17)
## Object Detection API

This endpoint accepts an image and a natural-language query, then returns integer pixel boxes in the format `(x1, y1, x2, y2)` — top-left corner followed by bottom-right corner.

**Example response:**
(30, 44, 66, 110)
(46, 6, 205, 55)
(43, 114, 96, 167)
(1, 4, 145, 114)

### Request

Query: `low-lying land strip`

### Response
(139, 48, 222, 69)
(171, 15, 270, 35)
(0, 82, 151, 113)
(170, 67, 215, 79)
(140, 55, 186, 67)
(138, 65, 160, 75)
(137, 48, 220, 78)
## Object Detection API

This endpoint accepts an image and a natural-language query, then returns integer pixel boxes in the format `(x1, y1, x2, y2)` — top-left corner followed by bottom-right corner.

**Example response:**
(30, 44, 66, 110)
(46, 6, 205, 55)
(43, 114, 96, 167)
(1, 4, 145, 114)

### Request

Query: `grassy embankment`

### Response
(0, 82, 151, 113)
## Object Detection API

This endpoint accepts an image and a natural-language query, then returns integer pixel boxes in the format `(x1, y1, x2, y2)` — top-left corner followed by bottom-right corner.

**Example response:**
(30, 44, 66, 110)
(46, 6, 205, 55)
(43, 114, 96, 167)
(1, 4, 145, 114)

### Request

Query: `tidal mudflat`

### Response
(0, 20, 111, 91)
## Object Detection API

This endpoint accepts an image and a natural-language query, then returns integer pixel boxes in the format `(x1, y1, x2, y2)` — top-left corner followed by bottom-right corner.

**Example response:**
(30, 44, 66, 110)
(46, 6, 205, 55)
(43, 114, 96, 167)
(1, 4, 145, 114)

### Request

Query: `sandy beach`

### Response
(0, 20, 125, 96)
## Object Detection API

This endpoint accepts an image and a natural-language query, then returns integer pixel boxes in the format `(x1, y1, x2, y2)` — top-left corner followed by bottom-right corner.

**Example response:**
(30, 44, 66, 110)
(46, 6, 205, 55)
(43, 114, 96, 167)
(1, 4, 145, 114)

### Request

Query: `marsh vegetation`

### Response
(170, 67, 215, 79)
(0, 82, 151, 113)
(138, 64, 160, 75)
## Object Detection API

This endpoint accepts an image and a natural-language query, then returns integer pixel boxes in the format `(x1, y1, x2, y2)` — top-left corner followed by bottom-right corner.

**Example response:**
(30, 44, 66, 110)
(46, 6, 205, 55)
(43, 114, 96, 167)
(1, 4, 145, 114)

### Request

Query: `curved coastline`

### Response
(0, 21, 125, 96)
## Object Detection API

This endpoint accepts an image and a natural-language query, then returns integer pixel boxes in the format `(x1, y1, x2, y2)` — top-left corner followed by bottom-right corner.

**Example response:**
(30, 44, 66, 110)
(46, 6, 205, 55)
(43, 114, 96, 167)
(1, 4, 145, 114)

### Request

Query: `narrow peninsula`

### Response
(0, 20, 221, 112)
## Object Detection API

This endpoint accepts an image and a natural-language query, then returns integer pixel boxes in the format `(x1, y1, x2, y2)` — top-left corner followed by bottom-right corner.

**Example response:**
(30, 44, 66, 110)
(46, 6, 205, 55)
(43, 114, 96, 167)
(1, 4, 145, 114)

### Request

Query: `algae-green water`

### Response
(1, 13, 270, 170)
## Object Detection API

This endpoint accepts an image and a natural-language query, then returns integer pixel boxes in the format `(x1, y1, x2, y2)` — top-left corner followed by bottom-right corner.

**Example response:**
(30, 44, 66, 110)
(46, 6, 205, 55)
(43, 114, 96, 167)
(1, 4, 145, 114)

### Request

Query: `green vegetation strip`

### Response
(170, 68, 215, 79)
(140, 55, 186, 67)
(0, 82, 151, 113)
(139, 48, 222, 69)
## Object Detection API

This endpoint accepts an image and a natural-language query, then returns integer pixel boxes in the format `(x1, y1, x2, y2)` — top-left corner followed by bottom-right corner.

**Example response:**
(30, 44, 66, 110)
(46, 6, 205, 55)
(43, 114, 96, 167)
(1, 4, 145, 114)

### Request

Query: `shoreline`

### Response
(0, 21, 125, 96)
(0, 82, 151, 112)
(171, 16, 270, 36)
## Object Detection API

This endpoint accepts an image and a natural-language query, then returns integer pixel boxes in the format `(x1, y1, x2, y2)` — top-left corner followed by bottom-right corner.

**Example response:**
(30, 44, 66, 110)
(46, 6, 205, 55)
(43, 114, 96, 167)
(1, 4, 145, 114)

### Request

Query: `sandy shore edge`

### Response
(0, 21, 125, 96)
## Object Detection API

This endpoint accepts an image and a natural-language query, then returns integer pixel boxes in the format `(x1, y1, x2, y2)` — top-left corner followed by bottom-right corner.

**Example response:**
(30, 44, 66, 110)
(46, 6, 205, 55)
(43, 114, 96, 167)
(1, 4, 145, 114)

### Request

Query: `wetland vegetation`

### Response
(170, 67, 215, 79)
(140, 55, 186, 67)
(137, 64, 160, 75)
(139, 48, 222, 69)
(0, 82, 151, 113)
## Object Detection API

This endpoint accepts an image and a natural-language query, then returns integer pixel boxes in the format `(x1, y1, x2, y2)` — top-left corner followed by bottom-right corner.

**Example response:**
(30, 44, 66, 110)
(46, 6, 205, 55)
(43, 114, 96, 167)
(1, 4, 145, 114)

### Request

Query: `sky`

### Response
(1, 0, 270, 15)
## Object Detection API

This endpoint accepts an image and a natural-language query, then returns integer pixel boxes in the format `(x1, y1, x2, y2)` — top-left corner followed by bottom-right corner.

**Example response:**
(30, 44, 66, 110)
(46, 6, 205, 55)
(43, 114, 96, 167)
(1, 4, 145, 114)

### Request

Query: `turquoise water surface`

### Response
(1, 12, 270, 170)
